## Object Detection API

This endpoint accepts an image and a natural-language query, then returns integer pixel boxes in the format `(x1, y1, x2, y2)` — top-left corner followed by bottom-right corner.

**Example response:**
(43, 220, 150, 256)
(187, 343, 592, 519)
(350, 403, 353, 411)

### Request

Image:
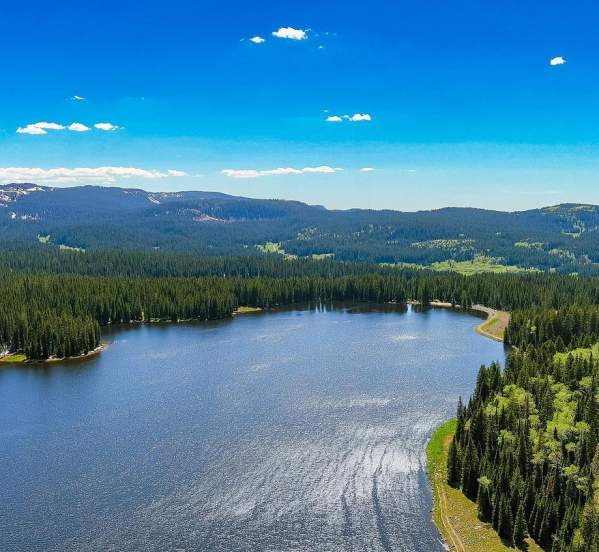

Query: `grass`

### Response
(256, 242, 297, 259)
(476, 311, 510, 342)
(0, 353, 27, 364)
(233, 306, 263, 314)
(257, 241, 284, 254)
(555, 342, 599, 364)
(430, 256, 534, 276)
(427, 420, 543, 552)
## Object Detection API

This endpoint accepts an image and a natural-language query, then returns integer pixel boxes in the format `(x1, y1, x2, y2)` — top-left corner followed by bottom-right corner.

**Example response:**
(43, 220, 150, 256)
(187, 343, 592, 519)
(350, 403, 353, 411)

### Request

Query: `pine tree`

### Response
(498, 496, 513, 543)
(447, 437, 461, 487)
(477, 476, 493, 521)
(513, 502, 527, 548)
(461, 437, 480, 499)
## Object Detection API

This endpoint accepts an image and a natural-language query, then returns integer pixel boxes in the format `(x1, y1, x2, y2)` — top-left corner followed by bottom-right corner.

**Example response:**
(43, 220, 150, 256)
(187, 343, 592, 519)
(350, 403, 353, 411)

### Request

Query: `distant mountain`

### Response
(1, 183, 598, 274)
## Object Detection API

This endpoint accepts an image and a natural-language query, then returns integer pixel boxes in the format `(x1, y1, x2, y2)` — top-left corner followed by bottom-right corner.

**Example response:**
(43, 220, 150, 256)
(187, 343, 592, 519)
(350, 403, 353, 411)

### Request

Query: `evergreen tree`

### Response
(447, 437, 462, 487)
(513, 502, 527, 547)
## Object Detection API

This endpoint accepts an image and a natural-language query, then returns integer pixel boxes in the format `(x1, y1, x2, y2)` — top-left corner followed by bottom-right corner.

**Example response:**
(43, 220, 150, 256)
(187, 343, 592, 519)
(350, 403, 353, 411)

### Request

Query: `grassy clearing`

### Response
(428, 420, 543, 552)
(476, 310, 510, 342)
(555, 342, 599, 364)
(430, 256, 533, 276)
(0, 353, 27, 364)
(233, 306, 263, 314)
(257, 241, 284, 254)
(256, 242, 297, 259)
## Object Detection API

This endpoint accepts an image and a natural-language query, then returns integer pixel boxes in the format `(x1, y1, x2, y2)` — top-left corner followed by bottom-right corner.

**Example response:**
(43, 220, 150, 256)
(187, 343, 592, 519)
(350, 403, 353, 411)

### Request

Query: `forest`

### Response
(2, 249, 599, 361)
(3, 184, 599, 274)
(4, 247, 599, 548)
(448, 305, 599, 550)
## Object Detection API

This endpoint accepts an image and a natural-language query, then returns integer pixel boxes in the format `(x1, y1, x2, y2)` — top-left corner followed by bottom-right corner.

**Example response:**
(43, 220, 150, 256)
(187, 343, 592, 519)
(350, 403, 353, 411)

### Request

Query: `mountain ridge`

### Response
(1, 183, 598, 274)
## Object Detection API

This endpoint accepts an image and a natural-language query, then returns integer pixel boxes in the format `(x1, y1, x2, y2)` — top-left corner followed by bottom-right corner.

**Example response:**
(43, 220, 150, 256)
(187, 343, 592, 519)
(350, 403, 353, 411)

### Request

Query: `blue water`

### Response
(0, 304, 504, 551)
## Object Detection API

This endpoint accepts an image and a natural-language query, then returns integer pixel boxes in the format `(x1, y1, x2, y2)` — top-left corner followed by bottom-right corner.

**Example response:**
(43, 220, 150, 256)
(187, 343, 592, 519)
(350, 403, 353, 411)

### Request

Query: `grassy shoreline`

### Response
(427, 421, 543, 552)
(0, 343, 107, 365)
(233, 306, 263, 314)
(472, 306, 510, 342)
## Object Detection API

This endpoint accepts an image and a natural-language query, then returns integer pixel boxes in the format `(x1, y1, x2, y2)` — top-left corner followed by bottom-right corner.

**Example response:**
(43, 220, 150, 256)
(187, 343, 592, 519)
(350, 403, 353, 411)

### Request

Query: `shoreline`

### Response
(43, 342, 108, 363)
(427, 421, 543, 552)
(0, 342, 108, 365)
(2, 300, 506, 365)
(471, 304, 510, 342)
(408, 300, 510, 343)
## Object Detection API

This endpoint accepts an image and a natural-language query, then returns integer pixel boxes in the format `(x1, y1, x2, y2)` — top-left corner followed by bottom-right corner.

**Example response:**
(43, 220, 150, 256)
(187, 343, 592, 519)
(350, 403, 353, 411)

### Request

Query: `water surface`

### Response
(1, 304, 504, 551)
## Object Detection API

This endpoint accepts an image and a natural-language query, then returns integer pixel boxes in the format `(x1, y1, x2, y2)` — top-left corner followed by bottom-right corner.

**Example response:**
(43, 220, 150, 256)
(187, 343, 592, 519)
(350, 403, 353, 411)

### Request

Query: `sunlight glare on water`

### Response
(0, 304, 504, 552)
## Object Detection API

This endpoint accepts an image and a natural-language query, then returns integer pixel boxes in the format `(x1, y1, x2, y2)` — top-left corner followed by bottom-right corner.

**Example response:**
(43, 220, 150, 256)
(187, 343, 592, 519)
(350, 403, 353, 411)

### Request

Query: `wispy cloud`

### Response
(550, 56, 566, 66)
(68, 122, 91, 132)
(72, 95, 85, 101)
(221, 166, 340, 178)
(249, 36, 265, 44)
(360, 167, 376, 172)
(272, 27, 308, 40)
(0, 166, 187, 184)
(94, 122, 120, 131)
(17, 121, 121, 135)
(16, 122, 66, 135)
(325, 113, 372, 122)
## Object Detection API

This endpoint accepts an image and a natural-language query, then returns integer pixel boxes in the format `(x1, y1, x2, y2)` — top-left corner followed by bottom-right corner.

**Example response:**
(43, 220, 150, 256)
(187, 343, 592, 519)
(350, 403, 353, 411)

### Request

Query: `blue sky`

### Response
(1, 0, 599, 210)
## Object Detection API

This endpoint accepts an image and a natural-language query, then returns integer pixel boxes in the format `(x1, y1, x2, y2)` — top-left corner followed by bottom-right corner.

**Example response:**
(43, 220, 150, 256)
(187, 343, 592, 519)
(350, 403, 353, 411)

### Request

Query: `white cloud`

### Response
(94, 122, 120, 131)
(72, 95, 86, 101)
(550, 56, 566, 66)
(16, 122, 66, 135)
(250, 36, 265, 44)
(0, 166, 187, 184)
(348, 113, 372, 122)
(17, 125, 47, 135)
(272, 27, 307, 40)
(221, 166, 340, 178)
(325, 113, 372, 123)
(68, 122, 91, 132)
(34, 122, 66, 130)
(360, 167, 376, 172)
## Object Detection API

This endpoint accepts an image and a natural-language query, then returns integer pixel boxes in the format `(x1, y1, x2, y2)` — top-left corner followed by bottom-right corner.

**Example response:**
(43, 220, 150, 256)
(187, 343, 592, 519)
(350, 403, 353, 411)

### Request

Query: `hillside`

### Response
(1, 183, 598, 274)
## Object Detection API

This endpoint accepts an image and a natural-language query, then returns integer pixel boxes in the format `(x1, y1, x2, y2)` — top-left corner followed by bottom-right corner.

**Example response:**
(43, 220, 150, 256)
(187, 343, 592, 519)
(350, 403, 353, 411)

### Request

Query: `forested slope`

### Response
(2, 184, 599, 273)
(448, 306, 599, 550)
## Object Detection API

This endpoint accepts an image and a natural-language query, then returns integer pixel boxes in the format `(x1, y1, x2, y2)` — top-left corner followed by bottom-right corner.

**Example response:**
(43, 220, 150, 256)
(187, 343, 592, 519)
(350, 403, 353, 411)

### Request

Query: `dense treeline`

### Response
(2, 247, 599, 308)
(2, 255, 599, 360)
(448, 314, 599, 549)
(0, 247, 404, 279)
(506, 306, 599, 350)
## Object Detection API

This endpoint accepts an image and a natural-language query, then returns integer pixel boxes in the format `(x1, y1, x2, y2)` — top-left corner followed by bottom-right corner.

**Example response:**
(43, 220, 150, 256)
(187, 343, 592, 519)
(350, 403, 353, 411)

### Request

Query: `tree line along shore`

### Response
(1, 251, 598, 362)
(3, 250, 599, 549)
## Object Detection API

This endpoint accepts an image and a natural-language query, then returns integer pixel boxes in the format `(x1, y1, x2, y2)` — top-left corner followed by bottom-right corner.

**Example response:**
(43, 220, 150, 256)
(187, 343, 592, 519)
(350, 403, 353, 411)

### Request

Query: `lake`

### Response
(0, 304, 504, 552)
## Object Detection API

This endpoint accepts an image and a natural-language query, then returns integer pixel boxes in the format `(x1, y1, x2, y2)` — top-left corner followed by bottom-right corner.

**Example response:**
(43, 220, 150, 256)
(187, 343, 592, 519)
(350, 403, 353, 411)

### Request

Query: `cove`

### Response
(0, 303, 504, 552)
